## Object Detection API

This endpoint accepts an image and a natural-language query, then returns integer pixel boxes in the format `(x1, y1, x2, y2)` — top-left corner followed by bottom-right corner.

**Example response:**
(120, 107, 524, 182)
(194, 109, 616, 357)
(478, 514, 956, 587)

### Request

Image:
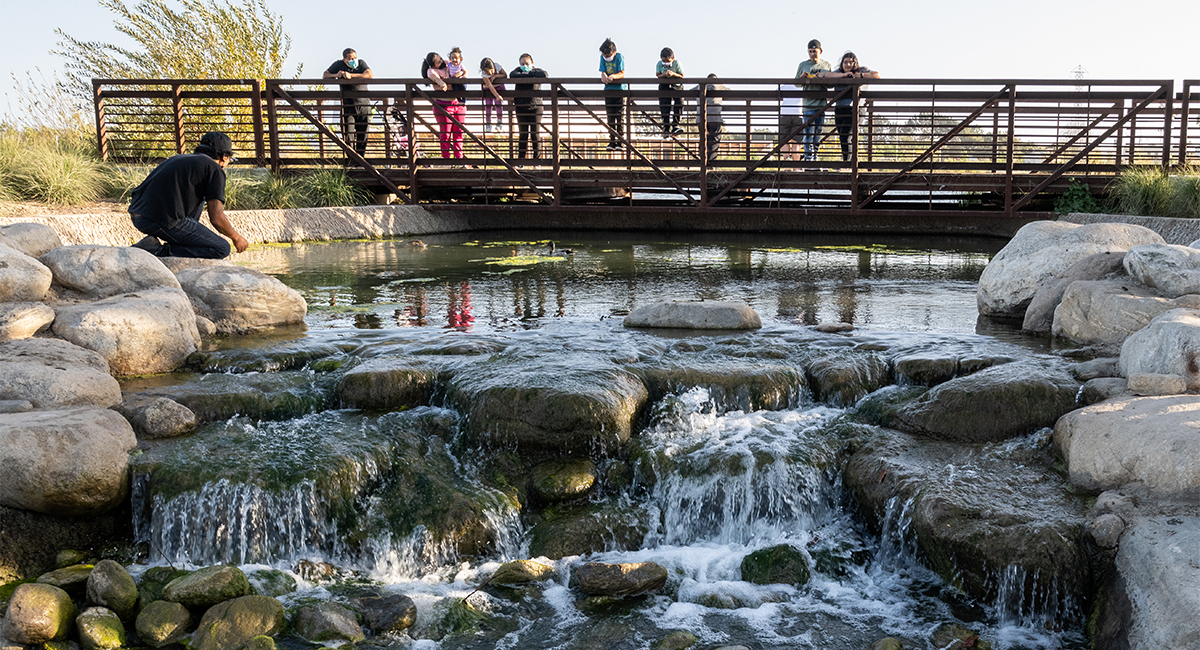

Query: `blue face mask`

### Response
(347, 58, 359, 69)
(521, 64, 532, 72)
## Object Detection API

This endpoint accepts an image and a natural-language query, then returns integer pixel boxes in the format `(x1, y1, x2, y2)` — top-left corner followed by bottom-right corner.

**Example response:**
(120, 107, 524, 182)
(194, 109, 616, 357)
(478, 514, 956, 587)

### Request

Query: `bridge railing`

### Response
(92, 77, 1197, 210)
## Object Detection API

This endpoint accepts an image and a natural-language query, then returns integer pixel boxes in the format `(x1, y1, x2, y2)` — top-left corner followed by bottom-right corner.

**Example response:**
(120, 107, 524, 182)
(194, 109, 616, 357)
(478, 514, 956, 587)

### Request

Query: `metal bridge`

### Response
(91, 76, 1199, 233)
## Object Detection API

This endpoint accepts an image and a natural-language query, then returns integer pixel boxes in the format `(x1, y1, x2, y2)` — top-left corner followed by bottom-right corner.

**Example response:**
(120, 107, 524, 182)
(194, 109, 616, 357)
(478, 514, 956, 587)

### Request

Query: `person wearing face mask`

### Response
(324, 48, 375, 157)
(793, 39, 831, 163)
(509, 53, 548, 160)
(598, 38, 626, 151)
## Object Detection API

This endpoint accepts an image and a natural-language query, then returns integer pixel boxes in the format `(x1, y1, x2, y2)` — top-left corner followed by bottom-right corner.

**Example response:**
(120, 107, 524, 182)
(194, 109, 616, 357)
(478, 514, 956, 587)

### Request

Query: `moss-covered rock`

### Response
(351, 591, 416, 634)
(75, 606, 126, 650)
(806, 353, 891, 407)
(292, 602, 364, 644)
(2, 583, 76, 643)
(137, 566, 190, 612)
(245, 569, 296, 598)
(930, 623, 993, 650)
(530, 459, 596, 503)
(635, 361, 807, 412)
(490, 560, 558, 585)
(162, 565, 250, 609)
(122, 370, 334, 423)
(654, 630, 698, 650)
(187, 342, 342, 374)
(528, 502, 648, 559)
(191, 595, 285, 650)
(891, 354, 958, 386)
(135, 599, 192, 647)
(336, 357, 440, 410)
(740, 545, 810, 586)
(35, 564, 93, 598)
(86, 560, 137, 621)
(54, 550, 88, 569)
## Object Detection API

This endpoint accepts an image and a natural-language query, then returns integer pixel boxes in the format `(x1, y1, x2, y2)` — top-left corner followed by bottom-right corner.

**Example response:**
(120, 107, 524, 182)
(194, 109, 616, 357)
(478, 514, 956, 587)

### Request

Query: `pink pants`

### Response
(434, 100, 465, 158)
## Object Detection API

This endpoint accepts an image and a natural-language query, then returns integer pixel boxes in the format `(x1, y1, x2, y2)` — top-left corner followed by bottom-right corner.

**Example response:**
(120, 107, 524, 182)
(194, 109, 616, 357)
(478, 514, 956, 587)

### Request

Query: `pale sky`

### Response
(2, 0, 1198, 120)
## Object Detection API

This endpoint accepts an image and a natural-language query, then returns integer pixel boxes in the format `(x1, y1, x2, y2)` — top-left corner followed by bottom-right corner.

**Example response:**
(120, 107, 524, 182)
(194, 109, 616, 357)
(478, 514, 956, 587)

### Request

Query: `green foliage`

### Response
(296, 169, 373, 207)
(221, 168, 372, 210)
(1168, 166, 1200, 219)
(1107, 166, 1200, 218)
(0, 127, 107, 205)
(1054, 178, 1100, 214)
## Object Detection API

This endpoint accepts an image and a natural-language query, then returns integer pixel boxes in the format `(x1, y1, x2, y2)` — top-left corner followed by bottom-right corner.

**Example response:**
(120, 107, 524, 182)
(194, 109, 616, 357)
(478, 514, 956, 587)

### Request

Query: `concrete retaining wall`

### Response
(1060, 213, 1200, 246)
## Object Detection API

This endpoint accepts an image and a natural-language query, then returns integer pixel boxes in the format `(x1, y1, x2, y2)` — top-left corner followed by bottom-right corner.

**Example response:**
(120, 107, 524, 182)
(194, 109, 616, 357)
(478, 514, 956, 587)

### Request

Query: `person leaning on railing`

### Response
(825, 51, 881, 162)
(509, 53, 548, 159)
(323, 48, 374, 156)
(694, 74, 730, 164)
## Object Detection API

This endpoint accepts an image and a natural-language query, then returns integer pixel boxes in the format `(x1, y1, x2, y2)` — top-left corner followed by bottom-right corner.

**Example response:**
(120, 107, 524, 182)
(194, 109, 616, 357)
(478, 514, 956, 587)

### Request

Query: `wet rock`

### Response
(930, 623, 992, 650)
(654, 630, 698, 649)
(1052, 278, 1200, 347)
(957, 355, 1013, 375)
(528, 502, 648, 560)
(575, 562, 668, 596)
(135, 567, 190, 613)
(53, 288, 200, 376)
(1126, 372, 1186, 396)
(814, 321, 854, 333)
(1119, 308, 1200, 390)
(0, 400, 31, 413)
(36, 565, 93, 597)
(530, 459, 596, 503)
(293, 561, 337, 583)
(1123, 242, 1200, 297)
(40, 246, 180, 300)
(175, 265, 306, 334)
(490, 560, 557, 585)
(75, 607, 125, 650)
(161, 565, 250, 609)
(135, 600, 191, 647)
(1054, 395, 1200, 493)
(196, 315, 217, 338)
(806, 353, 890, 407)
(126, 370, 332, 423)
(1022, 251, 1126, 333)
(635, 361, 807, 413)
(292, 602, 363, 644)
(0, 338, 120, 410)
(55, 550, 88, 568)
(891, 363, 1079, 442)
(891, 354, 957, 386)
(845, 428, 1089, 609)
(448, 363, 648, 455)
(1108, 516, 1200, 650)
(85, 560, 137, 621)
(190, 595, 285, 650)
(624, 300, 761, 330)
(1, 583, 76, 643)
(351, 591, 416, 633)
(187, 342, 342, 374)
(1088, 513, 1126, 550)
(244, 569, 295, 598)
(0, 408, 135, 516)
(115, 395, 196, 439)
(0, 223, 62, 258)
(0, 508, 120, 585)
(244, 635, 275, 650)
(740, 545, 810, 586)
(337, 357, 439, 409)
(977, 220, 1162, 317)
(1071, 357, 1120, 381)
(0, 303, 54, 340)
(870, 638, 904, 650)
(1081, 377, 1127, 404)
(410, 336, 507, 356)
(0, 245, 52, 303)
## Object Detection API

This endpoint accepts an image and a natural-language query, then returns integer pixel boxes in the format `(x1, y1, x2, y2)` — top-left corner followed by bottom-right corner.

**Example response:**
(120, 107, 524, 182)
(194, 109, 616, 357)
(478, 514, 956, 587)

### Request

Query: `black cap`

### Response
(198, 131, 235, 157)
(808, 39, 822, 50)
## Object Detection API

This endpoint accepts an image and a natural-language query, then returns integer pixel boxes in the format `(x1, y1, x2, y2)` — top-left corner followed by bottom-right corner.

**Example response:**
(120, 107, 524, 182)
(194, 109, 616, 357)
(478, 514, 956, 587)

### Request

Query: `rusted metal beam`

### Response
(93, 80, 109, 162)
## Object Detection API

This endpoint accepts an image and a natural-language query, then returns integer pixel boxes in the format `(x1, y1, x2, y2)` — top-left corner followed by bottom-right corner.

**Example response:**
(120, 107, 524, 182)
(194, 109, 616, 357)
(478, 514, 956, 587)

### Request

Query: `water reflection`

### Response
(237, 231, 1000, 334)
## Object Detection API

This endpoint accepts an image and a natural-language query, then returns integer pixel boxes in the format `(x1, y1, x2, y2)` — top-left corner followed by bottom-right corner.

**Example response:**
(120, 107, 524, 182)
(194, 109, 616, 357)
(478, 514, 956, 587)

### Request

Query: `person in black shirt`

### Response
(129, 131, 249, 259)
(324, 48, 375, 156)
(509, 53, 547, 160)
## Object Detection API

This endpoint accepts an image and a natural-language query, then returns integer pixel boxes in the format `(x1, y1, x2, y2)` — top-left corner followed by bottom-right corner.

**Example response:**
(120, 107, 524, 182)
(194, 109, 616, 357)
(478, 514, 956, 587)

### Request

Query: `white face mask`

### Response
(602, 54, 614, 62)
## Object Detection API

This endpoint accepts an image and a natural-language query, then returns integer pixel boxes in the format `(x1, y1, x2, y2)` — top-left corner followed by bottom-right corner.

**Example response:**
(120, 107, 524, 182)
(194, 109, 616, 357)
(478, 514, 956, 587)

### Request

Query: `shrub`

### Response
(1167, 166, 1200, 219)
(297, 168, 372, 207)
(1054, 179, 1100, 214)
(1107, 166, 1172, 217)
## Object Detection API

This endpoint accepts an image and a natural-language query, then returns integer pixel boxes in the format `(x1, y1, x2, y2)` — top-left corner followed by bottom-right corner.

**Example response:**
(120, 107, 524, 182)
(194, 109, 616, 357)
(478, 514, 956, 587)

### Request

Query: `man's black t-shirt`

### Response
(128, 154, 225, 229)
(327, 59, 372, 95)
(509, 67, 548, 107)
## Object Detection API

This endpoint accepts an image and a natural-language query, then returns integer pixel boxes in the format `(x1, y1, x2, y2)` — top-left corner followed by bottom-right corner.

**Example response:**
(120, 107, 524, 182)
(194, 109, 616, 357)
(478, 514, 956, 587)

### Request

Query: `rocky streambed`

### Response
(1, 223, 1195, 649)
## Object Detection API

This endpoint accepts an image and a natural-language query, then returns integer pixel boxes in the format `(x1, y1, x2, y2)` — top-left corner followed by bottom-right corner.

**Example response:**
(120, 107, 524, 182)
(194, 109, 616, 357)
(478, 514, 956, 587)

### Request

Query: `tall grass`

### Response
(1107, 166, 1200, 219)
(0, 127, 107, 205)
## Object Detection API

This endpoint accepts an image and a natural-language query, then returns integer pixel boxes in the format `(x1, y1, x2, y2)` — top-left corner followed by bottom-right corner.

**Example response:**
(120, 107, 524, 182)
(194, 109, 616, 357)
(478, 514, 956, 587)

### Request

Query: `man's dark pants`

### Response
(133, 215, 230, 259)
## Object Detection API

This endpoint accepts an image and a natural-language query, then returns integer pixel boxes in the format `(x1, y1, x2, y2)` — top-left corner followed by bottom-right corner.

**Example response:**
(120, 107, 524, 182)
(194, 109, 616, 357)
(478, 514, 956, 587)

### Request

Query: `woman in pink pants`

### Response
(422, 52, 465, 159)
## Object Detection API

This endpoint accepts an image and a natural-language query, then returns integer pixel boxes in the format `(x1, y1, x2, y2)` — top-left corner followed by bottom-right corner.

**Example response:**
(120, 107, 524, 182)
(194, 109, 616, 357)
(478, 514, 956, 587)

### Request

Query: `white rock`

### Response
(39, 245, 180, 300)
(1051, 278, 1200, 346)
(1189, 238, 1200, 249)
(1122, 243, 1200, 298)
(1120, 308, 1200, 390)
(1114, 517, 1200, 649)
(1053, 395, 1200, 493)
(1126, 372, 1187, 396)
(0, 302, 55, 340)
(175, 266, 307, 334)
(977, 221, 1163, 317)
(0, 338, 121, 409)
(623, 300, 761, 330)
(0, 222, 62, 257)
(1022, 251, 1126, 333)
(0, 245, 53, 303)
(52, 288, 200, 376)
(0, 407, 137, 516)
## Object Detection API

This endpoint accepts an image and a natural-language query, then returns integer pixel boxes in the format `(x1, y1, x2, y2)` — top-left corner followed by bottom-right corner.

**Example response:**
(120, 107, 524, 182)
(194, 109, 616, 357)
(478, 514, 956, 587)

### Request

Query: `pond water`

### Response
(126, 232, 1087, 650)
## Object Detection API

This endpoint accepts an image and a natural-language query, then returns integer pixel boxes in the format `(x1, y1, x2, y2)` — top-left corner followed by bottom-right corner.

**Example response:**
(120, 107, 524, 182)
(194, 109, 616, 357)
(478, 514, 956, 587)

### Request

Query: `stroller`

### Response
(385, 105, 419, 159)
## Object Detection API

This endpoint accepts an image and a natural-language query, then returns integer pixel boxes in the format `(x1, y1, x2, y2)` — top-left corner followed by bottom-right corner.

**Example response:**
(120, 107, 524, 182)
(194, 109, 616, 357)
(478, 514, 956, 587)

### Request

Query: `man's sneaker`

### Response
(132, 235, 162, 255)
(671, 127, 684, 135)
(606, 142, 621, 151)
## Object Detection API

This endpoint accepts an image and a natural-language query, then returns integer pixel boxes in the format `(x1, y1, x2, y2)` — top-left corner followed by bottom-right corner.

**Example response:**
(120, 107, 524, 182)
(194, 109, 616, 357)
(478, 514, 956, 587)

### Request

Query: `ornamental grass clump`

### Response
(297, 168, 372, 207)
(1108, 165, 1200, 219)
(1167, 166, 1200, 219)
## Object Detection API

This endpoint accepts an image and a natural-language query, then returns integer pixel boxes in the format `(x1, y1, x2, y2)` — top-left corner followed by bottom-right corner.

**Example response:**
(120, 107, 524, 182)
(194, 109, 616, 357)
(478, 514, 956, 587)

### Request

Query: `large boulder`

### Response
(161, 565, 250, 609)
(0, 223, 62, 257)
(489, 560, 558, 586)
(292, 602, 363, 644)
(1119, 308, 1200, 390)
(190, 595, 285, 650)
(977, 221, 1163, 318)
(0, 245, 53, 303)
(1105, 516, 1200, 650)
(86, 560, 138, 621)
(75, 606, 126, 650)
(575, 562, 668, 596)
(39, 245, 180, 300)
(52, 288, 201, 376)
(114, 395, 196, 439)
(0, 302, 55, 340)
(1, 583, 76, 643)
(351, 591, 417, 634)
(135, 600, 191, 647)
(1053, 395, 1200, 493)
(0, 339, 120, 409)
(891, 363, 1079, 442)
(1022, 251, 1126, 333)
(0, 407, 136, 516)
(1051, 278, 1200, 347)
(624, 300, 761, 330)
(174, 266, 306, 334)
(1123, 243, 1200, 297)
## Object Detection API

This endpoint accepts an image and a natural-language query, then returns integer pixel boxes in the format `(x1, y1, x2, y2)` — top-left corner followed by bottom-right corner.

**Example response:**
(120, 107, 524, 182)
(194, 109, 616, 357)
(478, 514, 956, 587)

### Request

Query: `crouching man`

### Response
(129, 131, 249, 258)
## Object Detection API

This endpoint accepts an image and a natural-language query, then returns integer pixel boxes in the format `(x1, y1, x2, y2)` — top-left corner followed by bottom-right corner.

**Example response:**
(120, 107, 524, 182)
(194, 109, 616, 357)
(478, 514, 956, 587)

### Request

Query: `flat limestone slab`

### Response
(624, 300, 761, 330)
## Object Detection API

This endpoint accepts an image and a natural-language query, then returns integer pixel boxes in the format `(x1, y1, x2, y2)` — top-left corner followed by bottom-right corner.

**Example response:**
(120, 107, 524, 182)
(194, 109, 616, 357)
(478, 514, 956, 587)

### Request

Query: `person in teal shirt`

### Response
(599, 38, 626, 151)
(794, 39, 832, 161)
